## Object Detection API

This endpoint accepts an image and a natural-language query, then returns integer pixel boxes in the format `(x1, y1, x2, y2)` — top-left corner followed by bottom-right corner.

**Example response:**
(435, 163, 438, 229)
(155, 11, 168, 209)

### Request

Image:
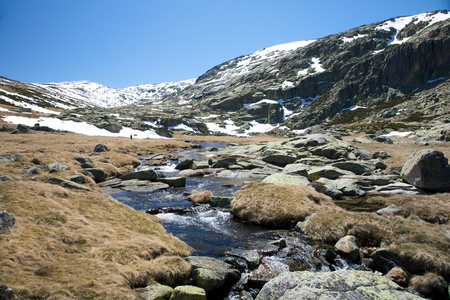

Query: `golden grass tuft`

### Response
(410, 273, 449, 300)
(231, 182, 334, 228)
(188, 190, 213, 204)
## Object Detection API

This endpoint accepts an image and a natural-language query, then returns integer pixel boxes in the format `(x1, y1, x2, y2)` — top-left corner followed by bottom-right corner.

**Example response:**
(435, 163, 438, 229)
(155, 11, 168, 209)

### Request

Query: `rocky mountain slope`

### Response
(1, 10, 449, 138)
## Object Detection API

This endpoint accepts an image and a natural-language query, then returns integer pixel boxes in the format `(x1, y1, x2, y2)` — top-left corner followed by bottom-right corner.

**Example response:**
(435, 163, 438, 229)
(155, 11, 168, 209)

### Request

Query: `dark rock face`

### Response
(93, 144, 109, 153)
(401, 149, 450, 191)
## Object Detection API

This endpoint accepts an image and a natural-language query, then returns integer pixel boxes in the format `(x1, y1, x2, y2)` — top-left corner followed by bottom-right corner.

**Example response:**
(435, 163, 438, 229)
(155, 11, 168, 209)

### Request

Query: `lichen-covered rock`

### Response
(401, 149, 450, 191)
(120, 169, 158, 181)
(143, 282, 174, 300)
(186, 256, 240, 292)
(46, 162, 70, 173)
(157, 177, 186, 187)
(169, 285, 206, 300)
(262, 173, 310, 186)
(262, 149, 297, 167)
(47, 177, 92, 191)
(255, 270, 423, 300)
(24, 166, 41, 177)
(332, 161, 375, 175)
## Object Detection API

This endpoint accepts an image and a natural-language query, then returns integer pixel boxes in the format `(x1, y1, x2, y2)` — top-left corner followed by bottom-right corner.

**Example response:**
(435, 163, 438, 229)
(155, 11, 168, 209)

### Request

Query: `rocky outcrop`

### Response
(255, 270, 423, 300)
(401, 149, 450, 191)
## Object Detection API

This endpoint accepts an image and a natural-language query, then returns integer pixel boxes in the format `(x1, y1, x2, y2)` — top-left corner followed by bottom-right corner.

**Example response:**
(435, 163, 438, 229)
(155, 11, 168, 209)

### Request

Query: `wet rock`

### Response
(157, 177, 186, 188)
(335, 235, 360, 261)
(332, 161, 375, 175)
(255, 270, 423, 300)
(401, 149, 450, 191)
(370, 249, 403, 274)
(262, 173, 310, 186)
(97, 178, 122, 187)
(47, 177, 92, 191)
(120, 169, 158, 181)
(0, 210, 15, 234)
(225, 249, 262, 270)
(186, 256, 240, 292)
(83, 168, 106, 183)
(386, 267, 410, 287)
(176, 159, 194, 170)
(31, 156, 43, 165)
(24, 166, 41, 177)
(46, 162, 70, 173)
(170, 285, 206, 300)
(249, 257, 289, 287)
(377, 205, 401, 216)
(210, 196, 232, 208)
(141, 282, 173, 300)
(93, 144, 109, 153)
(310, 145, 348, 159)
(192, 160, 210, 170)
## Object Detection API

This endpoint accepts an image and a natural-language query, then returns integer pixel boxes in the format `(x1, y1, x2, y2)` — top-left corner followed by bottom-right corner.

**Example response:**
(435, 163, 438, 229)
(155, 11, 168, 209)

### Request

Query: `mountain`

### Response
(0, 77, 195, 109)
(1, 10, 449, 138)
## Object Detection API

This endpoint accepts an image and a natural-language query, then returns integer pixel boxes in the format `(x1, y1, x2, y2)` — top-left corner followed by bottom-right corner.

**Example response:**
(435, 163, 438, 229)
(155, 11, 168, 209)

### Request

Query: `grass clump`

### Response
(231, 182, 334, 228)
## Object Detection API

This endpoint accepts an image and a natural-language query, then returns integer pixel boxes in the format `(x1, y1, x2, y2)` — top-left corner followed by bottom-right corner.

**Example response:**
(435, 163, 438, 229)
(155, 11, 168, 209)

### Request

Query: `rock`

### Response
(401, 149, 450, 191)
(386, 267, 410, 287)
(212, 158, 237, 169)
(375, 182, 422, 195)
(332, 161, 375, 175)
(282, 163, 310, 177)
(370, 249, 403, 274)
(261, 149, 297, 167)
(120, 170, 158, 181)
(335, 235, 360, 261)
(0, 176, 14, 181)
(46, 162, 70, 173)
(170, 285, 206, 300)
(175, 159, 194, 170)
(142, 282, 173, 300)
(120, 180, 169, 192)
(255, 270, 423, 300)
(210, 196, 232, 208)
(249, 257, 289, 287)
(311, 145, 348, 159)
(93, 144, 109, 153)
(191, 160, 210, 170)
(17, 124, 30, 133)
(31, 156, 43, 165)
(0, 284, 14, 300)
(69, 175, 85, 184)
(178, 169, 208, 177)
(157, 177, 186, 188)
(0, 154, 20, 162)
(360, 175, 393, 186)
(262, 173, 310, 186)
(374, 159, 388, 170)
(83, 168, 107, 183)
(225, 249, 262, 270)
(47, 177, 92, 191)
(23, 166, 41, 177)
(186, 256, 240, 292)
(308, 165, 354, 180)
(373, 151, 391, 159)
(0, 210, 15, 234)
(317, 177, 365, 197)
(377, 205, 401, 216)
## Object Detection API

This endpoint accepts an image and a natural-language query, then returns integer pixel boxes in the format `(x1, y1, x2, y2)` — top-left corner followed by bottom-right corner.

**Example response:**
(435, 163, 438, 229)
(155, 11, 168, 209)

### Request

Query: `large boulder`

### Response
(170, 285, 206, 300)
(334, 235, 360, 261)
(186, 256, 240, 292)
(120, 170, 158, 181)
(255, 270, 423, 300)
(261, 149, 297, 167)
(401, 149, 450, 191)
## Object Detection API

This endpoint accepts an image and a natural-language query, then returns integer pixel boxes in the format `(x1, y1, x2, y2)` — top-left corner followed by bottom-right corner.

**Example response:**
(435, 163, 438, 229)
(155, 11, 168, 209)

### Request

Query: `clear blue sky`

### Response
(1, 0, 448, 88)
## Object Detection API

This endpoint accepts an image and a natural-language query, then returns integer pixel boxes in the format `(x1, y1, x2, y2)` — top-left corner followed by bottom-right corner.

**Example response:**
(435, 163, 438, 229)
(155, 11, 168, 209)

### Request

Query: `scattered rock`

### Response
(0, 154, 21, 162)
(262, 149, 297, 167)
(46, 163, 70, 173)
(47, 177, 92, 191)
(24, 166, 41, 177)
(93, 144, 109, 153)
(377, 205, 401, 216)
(170, 285, 206, 300)
(175, 159, 194, 170)
(0, 284, 14, 300)
(249, 257, 289, 287)
(210, 196, 232, 208)
(225, 249, 262, 270)
(373, 151, 391, 159)
(17, 124, 30, 133)
(157, 177, 186, 187)
(401, 149, 450, 191)
(31, 156, 43, 165)
(0, 176, 14, 182)
(375, 182, 422, 195)
(141, 282, 174, 300)
(83, 168, 107, 183)
(120, 170, 158, 181)
(188, 191, 213, 204)
(335, 235, 360, 261)
(0, 210, 15, 234)
(69, 175, 85, 184)
(120, 180, 169, 193)
(386, 267, 410, 287)
(282, 163, 310, 177)
(410, 273, 449, 300)
(262, 173, 310, 186)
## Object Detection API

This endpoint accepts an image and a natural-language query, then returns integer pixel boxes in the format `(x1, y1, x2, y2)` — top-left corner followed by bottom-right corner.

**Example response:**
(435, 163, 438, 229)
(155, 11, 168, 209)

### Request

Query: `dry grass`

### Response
(303, 210, 450, 277)
(188, 190, 213, 204)
(231, 182, 334, 228)
(0, 130, 194, 299)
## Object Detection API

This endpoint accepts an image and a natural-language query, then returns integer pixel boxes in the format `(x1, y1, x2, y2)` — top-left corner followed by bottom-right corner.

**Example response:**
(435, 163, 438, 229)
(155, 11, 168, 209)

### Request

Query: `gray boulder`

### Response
(47, 177, 92, 191)
(93, 144, 109, 153)
(157, 177, 186, 187)
(186, 256, 240, 292)
(46, 162, 70, 173)
(142, 282, 173, 300)
(120, 170, 158, 181)
(120, 180, 169, 193)
(262, 149, 297, 167)
(332, 161, 375, 175)
(83, 168, 107, 183)
(249, 257, 289, 287)
(282, 163, 310, 177)
(0, 210, 15, 234)
(170, 285, 206, 300)
(318, 178, 365, 197)
(308, 165, 354, 180)
(255, 270, 423, 300)
(262, 173, 310, 186)
(401, 149, 450, 191)
(24, 166, 41, 177)
(335, 235, 360, 261)
(225, 249, 262, 270)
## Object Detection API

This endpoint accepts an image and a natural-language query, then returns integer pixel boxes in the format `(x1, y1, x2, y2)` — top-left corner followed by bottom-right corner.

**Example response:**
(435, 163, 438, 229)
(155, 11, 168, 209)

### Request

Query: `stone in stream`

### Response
(225, 249, 262, 270)
(334, 235, 360, 261)
(120, 169, 158, 181)
(119, 180, 169, 192)
(249, 257, 290, 288)
(262, 173, 310, 186)
(255, 270, 423, 300)
(157, 177, 186, 187)
(186, 256, 240, 292)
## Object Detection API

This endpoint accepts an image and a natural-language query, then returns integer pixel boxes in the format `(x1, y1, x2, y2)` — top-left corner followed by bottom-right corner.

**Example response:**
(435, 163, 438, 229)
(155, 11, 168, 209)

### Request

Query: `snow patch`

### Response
(340, 105, 366, 112)
(297, 57, 326, 77)
(341, 34, 368, 43)
(0, 96, 61, 114)
(382, 131, 412, 138)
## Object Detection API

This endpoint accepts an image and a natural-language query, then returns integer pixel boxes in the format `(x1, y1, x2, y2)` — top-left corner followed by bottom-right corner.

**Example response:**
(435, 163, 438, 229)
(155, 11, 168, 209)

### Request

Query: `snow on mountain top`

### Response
(376, 11, 449, 45)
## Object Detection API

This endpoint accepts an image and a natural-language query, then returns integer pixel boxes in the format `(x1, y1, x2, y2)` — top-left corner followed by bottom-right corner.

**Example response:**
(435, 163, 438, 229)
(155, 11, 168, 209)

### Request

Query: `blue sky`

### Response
(0, 0, 448, 88)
